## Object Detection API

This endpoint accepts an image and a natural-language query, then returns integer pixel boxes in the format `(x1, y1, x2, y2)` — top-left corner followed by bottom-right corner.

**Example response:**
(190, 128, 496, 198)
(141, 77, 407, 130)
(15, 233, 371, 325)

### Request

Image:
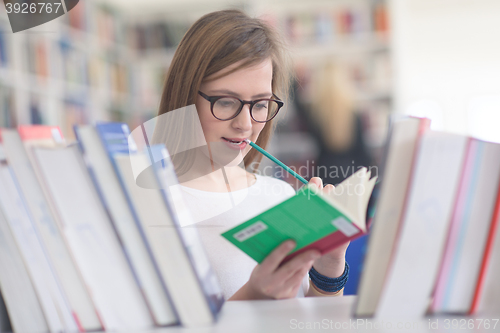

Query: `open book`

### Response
(222, 168, 377, 263)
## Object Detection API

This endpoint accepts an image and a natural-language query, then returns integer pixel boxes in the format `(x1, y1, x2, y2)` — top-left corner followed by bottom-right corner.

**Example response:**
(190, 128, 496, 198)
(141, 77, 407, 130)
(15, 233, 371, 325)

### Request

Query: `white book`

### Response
(0, 189, 48, 333)
(2, 129, 102, 331)
(432, 141, 500, 313)
(355, 117, 430, 317)
(114, 151, 224, 327)
(477, 192, 500, 315)
(376, 131, 468, 319)
(152, 148, 224, 315)
(31, 145, 154, 331)
(74, 125, 178, 326)
(0, 165, 75, 333)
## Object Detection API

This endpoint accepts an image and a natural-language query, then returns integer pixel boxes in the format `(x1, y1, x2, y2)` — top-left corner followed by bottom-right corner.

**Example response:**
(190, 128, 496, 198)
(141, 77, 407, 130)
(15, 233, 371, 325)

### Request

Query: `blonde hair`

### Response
(153, 9, 292, 172)
(312, 61, 356, 152)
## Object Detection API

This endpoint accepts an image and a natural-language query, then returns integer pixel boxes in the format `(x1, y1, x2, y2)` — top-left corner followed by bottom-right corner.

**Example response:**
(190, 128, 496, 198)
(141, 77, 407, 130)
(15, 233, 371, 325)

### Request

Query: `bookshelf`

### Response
(121, 0, 392, 174)
(236, 0, 392, 179)
(105, 296, 496, 333)
(0, 0, 392, 158)
(0, 1, 143, 140)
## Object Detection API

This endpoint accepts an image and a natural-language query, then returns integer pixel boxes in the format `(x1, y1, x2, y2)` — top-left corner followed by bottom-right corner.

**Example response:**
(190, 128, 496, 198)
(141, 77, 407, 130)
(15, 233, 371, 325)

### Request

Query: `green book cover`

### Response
(221, 186, 363, 263)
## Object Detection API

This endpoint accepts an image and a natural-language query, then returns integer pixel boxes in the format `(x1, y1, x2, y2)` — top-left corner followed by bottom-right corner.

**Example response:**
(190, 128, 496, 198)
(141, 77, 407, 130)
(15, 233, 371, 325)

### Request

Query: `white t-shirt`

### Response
(173, 174, 309, 300)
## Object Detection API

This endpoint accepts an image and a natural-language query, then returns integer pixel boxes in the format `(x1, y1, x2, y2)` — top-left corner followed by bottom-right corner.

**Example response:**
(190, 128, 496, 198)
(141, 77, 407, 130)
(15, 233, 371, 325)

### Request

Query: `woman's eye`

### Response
(217, 99, 236, 108)
(254, 102, 268, 111)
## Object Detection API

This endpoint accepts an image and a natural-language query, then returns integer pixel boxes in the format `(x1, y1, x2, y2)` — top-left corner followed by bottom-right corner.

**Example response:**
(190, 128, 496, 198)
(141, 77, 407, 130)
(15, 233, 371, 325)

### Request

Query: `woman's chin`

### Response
(225, 153, 245, 168)
(200, 142, 245, 167)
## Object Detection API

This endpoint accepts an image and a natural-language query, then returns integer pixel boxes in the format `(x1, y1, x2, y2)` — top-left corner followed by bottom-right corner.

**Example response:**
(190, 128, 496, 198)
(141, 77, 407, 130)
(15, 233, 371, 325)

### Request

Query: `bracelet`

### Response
(308, 261, 349, 293)
(309, 279, 342, 296)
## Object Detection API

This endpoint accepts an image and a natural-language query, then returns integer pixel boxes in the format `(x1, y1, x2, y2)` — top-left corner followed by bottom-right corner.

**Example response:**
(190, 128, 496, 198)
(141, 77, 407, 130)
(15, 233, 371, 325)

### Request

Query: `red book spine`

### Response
(469, 176, 500, 314)
(386, 118, 430, 261)
(376, 117, 431, 297)
(430, 138, 474, 311)
(282, 226, 365, 264)
(17, 125, 64, 141)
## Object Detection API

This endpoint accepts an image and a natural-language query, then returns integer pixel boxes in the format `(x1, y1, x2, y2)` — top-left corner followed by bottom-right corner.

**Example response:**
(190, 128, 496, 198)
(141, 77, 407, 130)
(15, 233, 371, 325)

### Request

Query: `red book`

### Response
(432, 140, 500, 314)
(17, 125, 64, 142)
(355, 116, 430, 317)
(469, 177, 500, 314)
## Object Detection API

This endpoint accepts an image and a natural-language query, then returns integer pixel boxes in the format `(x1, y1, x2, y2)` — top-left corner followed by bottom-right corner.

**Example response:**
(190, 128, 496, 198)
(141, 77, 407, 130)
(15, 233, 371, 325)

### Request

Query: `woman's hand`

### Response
(229, 240, 321, 300)
(306, 177, 349, 295)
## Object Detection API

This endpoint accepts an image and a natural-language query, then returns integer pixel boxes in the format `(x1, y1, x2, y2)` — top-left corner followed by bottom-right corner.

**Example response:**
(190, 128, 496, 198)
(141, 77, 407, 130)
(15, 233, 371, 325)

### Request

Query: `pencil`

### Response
(244, 139, 308, 185)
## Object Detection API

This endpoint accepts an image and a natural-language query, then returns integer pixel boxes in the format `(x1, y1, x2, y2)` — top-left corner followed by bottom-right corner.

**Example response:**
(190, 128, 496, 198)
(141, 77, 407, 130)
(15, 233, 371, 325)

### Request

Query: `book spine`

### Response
(96, 124, 180, 324)
(469, 175, 500, 314)
(77, 126, 165, 325)
(17, 125, 64, 142)
(282, 226, 366, 264)
(153, 159, 222, 318)
(431, 138, 475, 311)
(378, 118, 429, 295)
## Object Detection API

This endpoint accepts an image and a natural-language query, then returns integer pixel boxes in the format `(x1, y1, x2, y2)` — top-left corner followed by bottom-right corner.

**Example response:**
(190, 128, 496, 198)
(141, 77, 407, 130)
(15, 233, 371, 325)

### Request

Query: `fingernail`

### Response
(287, 240, 296, 249)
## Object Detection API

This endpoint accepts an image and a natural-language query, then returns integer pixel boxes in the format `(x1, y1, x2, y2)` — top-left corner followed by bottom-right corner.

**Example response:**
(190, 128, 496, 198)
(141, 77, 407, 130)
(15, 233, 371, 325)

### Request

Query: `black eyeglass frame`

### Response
(198, 91, 284, 123)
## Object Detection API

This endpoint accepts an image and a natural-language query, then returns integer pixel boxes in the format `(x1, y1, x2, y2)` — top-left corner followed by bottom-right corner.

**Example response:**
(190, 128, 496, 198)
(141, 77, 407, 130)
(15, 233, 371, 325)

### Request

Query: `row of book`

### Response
(0, 92, 89, 137)
(24, 33, 131, 97)
(0, 85, 15, 128)
(0, 25, 137, 136)
(277, 2, 389, 46)
(0, 25, 9, 67)
(128, 21, 189, 52)
(0, 123, 224, 333)
(64, 0, 125, 48)
(355, 117, 500, 318)
(0, 13, 132, 97)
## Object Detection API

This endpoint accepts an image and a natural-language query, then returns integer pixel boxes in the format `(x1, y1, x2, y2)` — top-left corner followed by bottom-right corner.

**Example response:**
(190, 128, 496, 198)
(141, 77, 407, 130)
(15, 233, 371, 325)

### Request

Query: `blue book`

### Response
(150, 144, 225, 317)
(75, 124, 178, 326)
(95, 122, 224, 327)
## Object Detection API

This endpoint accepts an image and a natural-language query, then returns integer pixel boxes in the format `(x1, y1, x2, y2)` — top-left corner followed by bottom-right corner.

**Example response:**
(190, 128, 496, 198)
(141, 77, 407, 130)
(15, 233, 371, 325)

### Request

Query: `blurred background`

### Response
(1, 0, 499, 294)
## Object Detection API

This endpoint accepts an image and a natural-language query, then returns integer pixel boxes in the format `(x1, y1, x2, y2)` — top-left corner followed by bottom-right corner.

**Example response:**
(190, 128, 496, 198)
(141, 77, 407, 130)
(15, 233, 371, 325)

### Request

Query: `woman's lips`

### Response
(222, 137, 248, 150)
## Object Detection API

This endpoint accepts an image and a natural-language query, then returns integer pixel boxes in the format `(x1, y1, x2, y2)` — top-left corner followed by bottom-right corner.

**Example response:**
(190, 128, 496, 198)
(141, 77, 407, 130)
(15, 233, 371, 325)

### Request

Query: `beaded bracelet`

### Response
(308, 261, 349, 293)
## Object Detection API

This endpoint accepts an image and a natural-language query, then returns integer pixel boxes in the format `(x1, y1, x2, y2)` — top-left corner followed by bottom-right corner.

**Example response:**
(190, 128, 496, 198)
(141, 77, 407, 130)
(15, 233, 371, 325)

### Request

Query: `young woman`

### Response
(153, 9, 349, 301)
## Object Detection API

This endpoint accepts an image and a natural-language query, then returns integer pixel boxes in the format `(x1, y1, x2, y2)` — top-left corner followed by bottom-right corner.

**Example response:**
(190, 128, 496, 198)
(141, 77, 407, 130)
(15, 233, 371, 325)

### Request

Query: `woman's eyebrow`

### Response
(209, 89, 273, 99)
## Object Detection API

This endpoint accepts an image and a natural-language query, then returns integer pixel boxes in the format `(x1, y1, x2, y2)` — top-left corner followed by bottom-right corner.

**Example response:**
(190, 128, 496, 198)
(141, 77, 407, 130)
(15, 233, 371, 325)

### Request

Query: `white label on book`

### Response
(51, 128, 63, 143)
(331, 217, 359, 237)
(234, 221, 268, 242)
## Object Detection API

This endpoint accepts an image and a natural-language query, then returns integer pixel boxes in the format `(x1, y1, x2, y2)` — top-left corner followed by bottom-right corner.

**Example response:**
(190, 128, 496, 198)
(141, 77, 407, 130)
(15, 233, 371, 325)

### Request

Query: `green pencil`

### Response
(244, 139, 308, 185)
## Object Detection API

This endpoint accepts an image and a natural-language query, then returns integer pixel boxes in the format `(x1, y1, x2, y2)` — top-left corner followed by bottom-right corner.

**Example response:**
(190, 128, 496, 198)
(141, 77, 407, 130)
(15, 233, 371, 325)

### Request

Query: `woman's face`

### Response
(196, 58, 273, 166)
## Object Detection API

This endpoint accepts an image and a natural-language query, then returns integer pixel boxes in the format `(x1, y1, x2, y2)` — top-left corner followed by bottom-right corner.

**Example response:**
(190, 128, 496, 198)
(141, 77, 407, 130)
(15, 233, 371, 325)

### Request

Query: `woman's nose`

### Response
(231, 104, 253, 131)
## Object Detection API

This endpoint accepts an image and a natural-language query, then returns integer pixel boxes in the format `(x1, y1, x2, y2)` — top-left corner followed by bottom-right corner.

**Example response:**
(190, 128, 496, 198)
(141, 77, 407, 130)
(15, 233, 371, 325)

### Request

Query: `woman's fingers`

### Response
(308, 177, 336, 195)
(308, 177, 323, 189)
(275, 259, 314, 299)
(324, 184, 335, 194)
(259, 240, 296, 275)
(286, 259, 314, 287)
(273, 249, 320, 282)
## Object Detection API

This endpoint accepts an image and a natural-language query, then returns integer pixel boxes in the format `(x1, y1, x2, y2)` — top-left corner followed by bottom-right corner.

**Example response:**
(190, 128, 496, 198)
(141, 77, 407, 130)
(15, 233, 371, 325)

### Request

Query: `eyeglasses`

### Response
(198, 91, 284, 123)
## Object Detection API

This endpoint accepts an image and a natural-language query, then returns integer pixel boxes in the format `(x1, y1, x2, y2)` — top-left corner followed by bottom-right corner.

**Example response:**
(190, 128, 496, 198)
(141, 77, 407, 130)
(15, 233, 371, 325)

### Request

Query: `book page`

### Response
(322, 167, 376, 231)
(33, 146, 153, 330)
